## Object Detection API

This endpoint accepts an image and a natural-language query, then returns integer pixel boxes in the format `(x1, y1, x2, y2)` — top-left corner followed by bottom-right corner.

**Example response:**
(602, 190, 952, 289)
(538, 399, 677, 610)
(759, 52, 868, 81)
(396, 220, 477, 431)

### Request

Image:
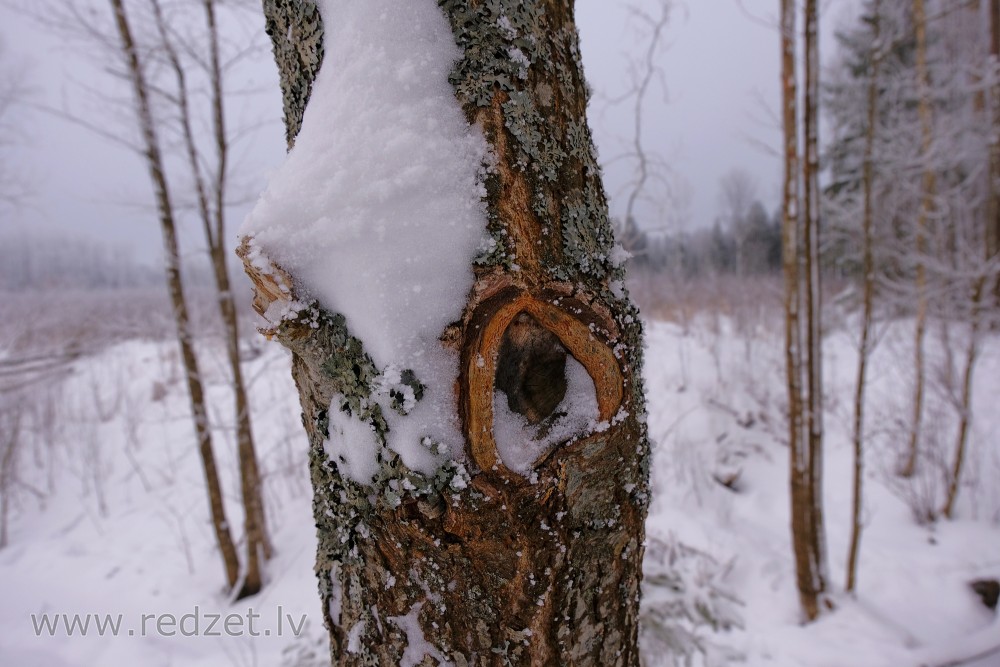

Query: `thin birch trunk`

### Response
(782, 0, 807, 618)
(990, 0, 1000, 304)
(0, 408, 21, 550)
(847, 0, 883, 594)
(785, 0, 829, 622)
(803, 0, 830, 619)
(902, 0, 937, 478)
(202, 0, 271, 595)
(109, 0, 241, 591)
(942, 279, 985, 519)
(149, 0, 272, 596)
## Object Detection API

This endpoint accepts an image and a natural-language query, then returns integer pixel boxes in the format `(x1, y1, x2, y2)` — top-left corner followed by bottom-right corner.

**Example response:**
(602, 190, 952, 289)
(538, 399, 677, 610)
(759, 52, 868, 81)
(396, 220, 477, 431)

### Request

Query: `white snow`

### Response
(242, 0, 489, 481)
(640, 312, 1000, 666)
(389, 602, 447, 667)
(492, 355, 600, 476)
(346, 619, 365, 654)
(1, 309, 999, 666)
(323, 403, 380, 485)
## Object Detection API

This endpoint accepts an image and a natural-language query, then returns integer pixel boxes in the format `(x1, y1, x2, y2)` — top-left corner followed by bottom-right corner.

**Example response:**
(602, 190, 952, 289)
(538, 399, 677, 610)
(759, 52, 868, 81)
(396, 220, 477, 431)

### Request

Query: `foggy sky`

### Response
(0, 1, 850, 265)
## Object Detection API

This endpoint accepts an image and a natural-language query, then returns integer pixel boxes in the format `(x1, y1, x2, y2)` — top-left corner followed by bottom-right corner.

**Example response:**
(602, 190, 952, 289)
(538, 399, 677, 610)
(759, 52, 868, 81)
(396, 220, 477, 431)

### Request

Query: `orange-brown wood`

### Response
(463, 289, 624, 475)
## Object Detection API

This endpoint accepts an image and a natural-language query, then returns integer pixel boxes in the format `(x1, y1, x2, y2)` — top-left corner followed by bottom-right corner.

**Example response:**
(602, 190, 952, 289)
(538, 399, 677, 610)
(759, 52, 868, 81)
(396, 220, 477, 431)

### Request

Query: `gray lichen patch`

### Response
(262, 0, 324, 149)
(440, 0, 621, 286)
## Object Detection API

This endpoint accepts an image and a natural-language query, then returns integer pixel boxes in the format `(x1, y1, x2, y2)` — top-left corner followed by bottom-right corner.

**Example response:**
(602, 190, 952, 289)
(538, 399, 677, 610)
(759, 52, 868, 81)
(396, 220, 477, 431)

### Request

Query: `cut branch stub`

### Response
(462, 287, 624, 476)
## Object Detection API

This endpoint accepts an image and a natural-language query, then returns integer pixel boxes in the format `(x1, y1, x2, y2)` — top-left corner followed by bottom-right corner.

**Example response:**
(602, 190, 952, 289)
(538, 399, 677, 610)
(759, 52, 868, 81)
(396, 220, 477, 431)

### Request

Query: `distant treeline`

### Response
(619, 200, 783, 278)
(0, 233, 222, 291)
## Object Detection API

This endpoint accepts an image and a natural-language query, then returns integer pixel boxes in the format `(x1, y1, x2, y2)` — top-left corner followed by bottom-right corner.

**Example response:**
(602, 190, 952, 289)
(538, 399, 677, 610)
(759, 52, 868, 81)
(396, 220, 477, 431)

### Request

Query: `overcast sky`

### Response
(0, 0, 853, 265)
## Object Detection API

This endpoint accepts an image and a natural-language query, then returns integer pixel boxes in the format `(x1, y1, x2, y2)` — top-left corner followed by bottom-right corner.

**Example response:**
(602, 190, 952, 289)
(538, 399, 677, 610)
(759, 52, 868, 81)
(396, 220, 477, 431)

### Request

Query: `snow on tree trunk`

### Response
(243, 0, 650, 664)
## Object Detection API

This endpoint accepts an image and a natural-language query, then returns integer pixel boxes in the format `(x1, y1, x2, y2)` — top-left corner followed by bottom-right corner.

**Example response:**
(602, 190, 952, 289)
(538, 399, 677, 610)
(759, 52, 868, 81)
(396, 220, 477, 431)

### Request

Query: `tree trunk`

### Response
(847, 0, 883, 595)
(902, 0, 936, 478)
(202, 0, 272, 596)
(990, 0, 1000, 304)
(942, 278, 985, 519)
(0, 407, 22, 550)
(212, 246, 271, 598)
(783, 0, 829, 622)
(109, 0, 241, 591)
(248, 1, 650, 664)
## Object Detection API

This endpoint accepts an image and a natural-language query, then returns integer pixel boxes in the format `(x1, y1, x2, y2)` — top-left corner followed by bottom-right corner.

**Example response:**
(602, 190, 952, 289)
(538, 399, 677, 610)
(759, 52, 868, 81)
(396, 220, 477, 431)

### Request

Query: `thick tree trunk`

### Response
(109, 0, 241, 591)
(249, 1, 650, 664)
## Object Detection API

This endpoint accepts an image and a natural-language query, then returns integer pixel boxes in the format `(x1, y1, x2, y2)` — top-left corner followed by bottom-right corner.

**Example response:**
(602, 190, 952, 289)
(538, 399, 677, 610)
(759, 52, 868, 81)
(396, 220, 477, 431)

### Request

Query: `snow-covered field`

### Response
(1, 307, 998, 666)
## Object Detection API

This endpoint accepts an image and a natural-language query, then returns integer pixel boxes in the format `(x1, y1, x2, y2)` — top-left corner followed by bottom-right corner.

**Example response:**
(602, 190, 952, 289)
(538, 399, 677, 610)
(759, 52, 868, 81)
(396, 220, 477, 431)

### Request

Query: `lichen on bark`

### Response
(261, 0, 324, 148)
(249, 0, 652, 664)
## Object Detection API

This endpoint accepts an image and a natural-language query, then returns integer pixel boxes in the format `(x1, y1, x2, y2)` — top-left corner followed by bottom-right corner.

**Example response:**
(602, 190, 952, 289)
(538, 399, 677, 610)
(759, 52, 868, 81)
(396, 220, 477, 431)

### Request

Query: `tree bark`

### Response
(990, 0, 1000, 304)
(783, 0, 829, 622)
(847, 0, 883, 595)
(902, 0, 936, 478)
(248, 1, 650, 664)
(942, 278, 985, 519)
(149, 0, 271, 597)
(109, 0, 241, 591)
(202, 0, 272, 596)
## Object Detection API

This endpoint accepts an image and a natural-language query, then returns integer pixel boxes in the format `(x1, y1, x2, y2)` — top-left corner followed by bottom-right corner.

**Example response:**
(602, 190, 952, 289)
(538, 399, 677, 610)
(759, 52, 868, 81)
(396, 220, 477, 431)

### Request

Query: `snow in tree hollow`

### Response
(493, 356, 601, 477)
(242, 0, 489, 479)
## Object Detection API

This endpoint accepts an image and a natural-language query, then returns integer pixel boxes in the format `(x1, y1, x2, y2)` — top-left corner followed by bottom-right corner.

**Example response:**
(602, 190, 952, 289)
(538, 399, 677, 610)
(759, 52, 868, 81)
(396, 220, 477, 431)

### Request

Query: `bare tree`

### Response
(106, 0, 242, 591)
(899, 0, 937, 479)
(0, 38, 28, 210)
(991, 0, 1000, 302)
(604, 0, 678, 261)
(146, 0, 271, 596)
(0, 400, 24, 549)
(782, 0, 830, 622)
(718, 168, 759, 277)
(826, 0, 1000, 527)
(22, 0, 273, 597)
(619, 0, 674, 233)
(846, 0, 884, 594)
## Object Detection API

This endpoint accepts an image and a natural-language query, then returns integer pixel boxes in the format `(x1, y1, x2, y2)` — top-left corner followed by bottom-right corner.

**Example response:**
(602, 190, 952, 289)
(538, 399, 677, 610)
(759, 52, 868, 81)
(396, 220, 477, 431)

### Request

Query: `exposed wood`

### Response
(462, 286, 625, 476)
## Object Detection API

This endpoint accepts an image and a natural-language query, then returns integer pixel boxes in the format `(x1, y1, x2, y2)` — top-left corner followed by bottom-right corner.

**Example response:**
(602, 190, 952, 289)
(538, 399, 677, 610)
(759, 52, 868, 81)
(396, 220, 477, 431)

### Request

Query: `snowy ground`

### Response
(1, 308, 998, 666)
